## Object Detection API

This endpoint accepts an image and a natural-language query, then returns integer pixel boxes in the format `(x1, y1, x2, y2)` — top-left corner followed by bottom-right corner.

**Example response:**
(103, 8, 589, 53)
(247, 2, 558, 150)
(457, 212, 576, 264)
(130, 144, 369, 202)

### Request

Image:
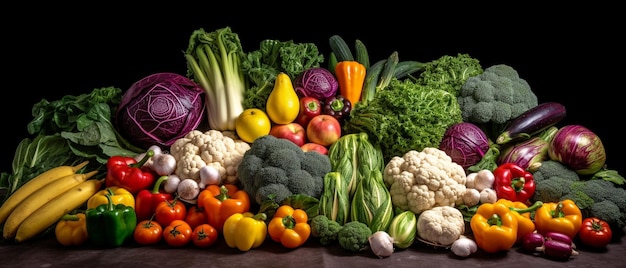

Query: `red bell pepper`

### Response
(105, 150, 155, 195)
(134, 175, 173, 221)
(296, 96, 321, 127)
(493, 162, 535, 204)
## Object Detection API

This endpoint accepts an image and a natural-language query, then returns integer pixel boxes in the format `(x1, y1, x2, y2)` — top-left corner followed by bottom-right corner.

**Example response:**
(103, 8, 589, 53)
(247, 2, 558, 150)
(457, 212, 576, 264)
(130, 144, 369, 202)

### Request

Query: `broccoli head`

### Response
(237, 135, 331, 206)
(532, 160, 580, 183)
(531, 176, 574, 203)
(589, 200, 626, 229)
(310, 214, 343, 246)
(337, 221, 372, 252)
(458, 64, 538, 139)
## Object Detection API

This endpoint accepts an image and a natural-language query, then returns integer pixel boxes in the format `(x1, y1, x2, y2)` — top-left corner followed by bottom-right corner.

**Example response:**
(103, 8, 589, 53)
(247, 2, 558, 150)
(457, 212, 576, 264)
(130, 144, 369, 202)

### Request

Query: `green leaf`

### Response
(591, 169, 626, 185)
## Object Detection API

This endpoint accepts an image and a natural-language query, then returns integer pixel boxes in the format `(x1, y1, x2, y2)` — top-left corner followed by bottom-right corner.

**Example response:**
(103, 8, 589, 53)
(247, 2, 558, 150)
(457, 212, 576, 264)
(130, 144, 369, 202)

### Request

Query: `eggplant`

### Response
(496, 102, 566, 145)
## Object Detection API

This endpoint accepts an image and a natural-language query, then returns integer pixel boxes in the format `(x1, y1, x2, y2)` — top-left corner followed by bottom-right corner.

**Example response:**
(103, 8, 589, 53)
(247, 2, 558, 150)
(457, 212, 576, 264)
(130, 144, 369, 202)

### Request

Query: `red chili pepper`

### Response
(296, 96, 322, 127)
(105, 150, 156, 195)
(493, 162, 535, 204)
(134, 176, 173, 221)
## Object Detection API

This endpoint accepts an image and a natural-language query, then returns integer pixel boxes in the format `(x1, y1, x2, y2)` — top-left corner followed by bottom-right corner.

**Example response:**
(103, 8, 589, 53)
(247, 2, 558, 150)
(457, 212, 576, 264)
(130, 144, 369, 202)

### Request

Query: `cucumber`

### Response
(394, 60, 426, 79)
(496, 102, 567, 144)
(354, 39, 370, 69)
(328, 35, 354, 62)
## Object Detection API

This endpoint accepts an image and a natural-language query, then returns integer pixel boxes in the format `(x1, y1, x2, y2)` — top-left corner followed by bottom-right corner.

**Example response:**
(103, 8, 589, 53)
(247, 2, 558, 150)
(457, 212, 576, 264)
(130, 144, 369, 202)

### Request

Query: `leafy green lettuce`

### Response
(344, 78, 463, 163)
(1, 87, 143, 202)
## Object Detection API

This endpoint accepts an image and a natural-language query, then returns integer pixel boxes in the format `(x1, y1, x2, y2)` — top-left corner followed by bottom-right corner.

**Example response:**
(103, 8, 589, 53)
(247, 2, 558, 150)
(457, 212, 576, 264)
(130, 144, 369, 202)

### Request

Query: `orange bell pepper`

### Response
(534, 199, 582, 239)
(268, 205, 311, 249)
(197, 184, 250, 233)
(470, 202, 518, 253)
(495, 199, 543, 244)
(335, 61, 366, 106)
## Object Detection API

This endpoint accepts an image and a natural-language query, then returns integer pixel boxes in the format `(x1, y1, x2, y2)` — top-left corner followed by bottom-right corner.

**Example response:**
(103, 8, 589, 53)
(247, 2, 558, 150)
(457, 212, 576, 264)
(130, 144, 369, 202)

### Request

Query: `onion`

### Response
(521, 232, 544, 252)
(548, 125, 606, 175)
(368, 231, 395, 258)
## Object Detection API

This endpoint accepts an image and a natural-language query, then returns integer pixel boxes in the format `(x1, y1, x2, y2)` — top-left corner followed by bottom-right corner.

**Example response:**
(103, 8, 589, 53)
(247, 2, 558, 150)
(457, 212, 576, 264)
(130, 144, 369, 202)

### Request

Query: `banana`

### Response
(0, 161, 90, 224)
(2, 170, 98, 240)
(14, 178, 104, 243)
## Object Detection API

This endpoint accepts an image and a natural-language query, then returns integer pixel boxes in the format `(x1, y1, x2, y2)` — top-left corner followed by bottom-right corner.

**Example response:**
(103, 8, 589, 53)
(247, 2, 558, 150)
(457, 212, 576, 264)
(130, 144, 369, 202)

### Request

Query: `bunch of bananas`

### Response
(0, 161, 104, 243)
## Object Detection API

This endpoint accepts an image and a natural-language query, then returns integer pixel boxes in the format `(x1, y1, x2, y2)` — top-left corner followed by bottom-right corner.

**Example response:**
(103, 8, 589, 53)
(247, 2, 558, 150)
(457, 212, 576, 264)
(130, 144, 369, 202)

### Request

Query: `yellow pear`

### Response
(266, 72, 300, 124)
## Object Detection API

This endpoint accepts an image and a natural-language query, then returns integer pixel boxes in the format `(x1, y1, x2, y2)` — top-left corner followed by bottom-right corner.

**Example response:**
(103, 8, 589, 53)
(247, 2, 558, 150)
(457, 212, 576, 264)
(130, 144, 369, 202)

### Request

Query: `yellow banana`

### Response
(2, 170, 98, 240)
(14, 178, 104, 243)
(0, 161, 90, 224)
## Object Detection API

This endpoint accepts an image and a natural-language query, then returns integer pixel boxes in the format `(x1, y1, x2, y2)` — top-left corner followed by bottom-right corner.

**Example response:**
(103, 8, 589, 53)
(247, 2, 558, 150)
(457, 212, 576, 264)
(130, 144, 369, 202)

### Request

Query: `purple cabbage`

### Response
(294, 67, 338, 100)
(115, 72, 206, 149)
(439, 122, 490, 170)
(497, 126, 557, 172)
(548, 124, 606, 175)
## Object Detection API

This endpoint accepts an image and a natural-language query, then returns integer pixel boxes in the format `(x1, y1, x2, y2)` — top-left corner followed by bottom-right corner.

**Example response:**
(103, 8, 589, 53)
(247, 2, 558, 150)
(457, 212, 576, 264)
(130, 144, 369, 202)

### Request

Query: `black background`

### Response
(4, 4, 623, 175)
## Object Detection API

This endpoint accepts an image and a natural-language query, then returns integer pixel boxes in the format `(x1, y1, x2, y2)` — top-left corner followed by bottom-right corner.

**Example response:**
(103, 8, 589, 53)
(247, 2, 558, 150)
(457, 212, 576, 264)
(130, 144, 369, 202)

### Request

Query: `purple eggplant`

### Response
(496, 102, 566, 145)
(497, 126, 557, 172)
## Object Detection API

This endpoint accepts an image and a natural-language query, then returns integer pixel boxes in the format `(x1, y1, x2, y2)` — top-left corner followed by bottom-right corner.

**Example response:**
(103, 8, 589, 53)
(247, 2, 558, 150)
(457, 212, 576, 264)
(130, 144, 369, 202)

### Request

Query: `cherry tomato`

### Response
(133, 219, 163, 245)
(578, 217, 612, 248)
(163, 220, 192, 247)
(185, 205, 208, 230)
(155, 199, 187, 227)
(191, 224, 218, 248)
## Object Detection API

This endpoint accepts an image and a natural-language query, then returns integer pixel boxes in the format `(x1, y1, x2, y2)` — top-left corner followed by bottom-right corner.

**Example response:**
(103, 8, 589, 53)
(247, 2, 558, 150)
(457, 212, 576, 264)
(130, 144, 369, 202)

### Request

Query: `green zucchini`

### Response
(360, 59, 386, 104)
(394, 60, 426, 79)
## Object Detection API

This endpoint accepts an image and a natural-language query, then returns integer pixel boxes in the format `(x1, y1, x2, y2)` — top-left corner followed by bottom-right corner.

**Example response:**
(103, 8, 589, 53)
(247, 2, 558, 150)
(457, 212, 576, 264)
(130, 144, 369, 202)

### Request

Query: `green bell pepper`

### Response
(86, 193, 137, 247)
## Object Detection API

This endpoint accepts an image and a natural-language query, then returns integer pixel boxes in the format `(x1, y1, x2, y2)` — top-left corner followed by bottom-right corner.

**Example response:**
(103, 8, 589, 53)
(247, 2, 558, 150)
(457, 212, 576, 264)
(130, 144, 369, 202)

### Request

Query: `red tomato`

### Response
(185, 205, 208, 230)
(578, 217, 612, 248)
(163, 220, 192, 247)
(133, 220, 163, 245)
(155, 199, 187, 227)
(191, 224, 218, 248)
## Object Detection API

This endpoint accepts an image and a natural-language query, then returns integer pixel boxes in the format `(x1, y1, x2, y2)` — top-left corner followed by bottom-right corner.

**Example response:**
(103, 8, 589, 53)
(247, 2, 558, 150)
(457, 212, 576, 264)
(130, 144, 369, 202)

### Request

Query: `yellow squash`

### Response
(266, 72, 300, 125)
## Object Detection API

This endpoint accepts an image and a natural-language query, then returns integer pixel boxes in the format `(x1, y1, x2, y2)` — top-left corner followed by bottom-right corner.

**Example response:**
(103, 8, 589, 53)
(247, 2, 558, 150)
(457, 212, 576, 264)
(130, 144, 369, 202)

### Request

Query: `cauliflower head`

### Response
(417, 206, 465, 246)
(170, 130, 250, 184)
(383, 147, 467, 214)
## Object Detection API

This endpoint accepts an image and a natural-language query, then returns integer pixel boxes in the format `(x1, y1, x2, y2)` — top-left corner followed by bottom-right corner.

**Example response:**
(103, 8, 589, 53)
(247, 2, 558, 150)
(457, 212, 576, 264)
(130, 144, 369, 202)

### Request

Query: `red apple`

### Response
(269, 122, 306, 147)
(301, 142, 328, 155)
(306, 114, 341, 147)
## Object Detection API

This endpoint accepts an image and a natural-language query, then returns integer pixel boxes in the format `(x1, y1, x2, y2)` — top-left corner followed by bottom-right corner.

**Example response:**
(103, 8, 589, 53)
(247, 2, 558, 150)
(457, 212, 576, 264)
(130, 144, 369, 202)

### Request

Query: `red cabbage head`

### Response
(294, 67, 338, 100)
(116, 72, 206, 149)
(439, 122, 490, 170)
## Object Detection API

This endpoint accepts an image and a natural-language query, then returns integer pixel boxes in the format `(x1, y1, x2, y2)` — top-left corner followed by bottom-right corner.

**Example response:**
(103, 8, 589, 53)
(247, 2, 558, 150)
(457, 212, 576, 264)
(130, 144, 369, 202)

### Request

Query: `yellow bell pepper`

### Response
(55, 212, 88, 246)
(495, 199, 543, 244)
(223, 212, 267, 251)
(534, 199, 582, 239)
(470, 202, 518, 253)
(87, 186, 135, 209)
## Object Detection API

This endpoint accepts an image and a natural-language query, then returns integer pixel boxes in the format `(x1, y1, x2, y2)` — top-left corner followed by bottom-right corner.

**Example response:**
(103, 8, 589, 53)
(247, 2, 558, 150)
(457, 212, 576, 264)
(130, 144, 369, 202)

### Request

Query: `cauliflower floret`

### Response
(417, 206, 465, 246)
(170, 129, 250, 184)
(384, 147, 466, 214)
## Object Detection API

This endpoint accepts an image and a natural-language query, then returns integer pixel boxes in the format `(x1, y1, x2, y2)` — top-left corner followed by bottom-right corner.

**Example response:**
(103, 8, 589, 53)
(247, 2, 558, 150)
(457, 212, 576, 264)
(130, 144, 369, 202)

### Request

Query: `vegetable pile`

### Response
(1, 26, 625, 263)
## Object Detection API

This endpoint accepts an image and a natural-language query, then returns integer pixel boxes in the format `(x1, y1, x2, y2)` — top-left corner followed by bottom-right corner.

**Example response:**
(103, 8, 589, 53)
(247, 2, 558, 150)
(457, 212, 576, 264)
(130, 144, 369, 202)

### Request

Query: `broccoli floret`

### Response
(531, 176, 574, 203)
(337, 221, 372, 252)
(415, 53, 484, 97)
(237, 135, 331, 206)
(310, 215, 343, 246)
(532, 160, 580, 183)
(588, 200, 625, 229)
(458, 64, 538, 139)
